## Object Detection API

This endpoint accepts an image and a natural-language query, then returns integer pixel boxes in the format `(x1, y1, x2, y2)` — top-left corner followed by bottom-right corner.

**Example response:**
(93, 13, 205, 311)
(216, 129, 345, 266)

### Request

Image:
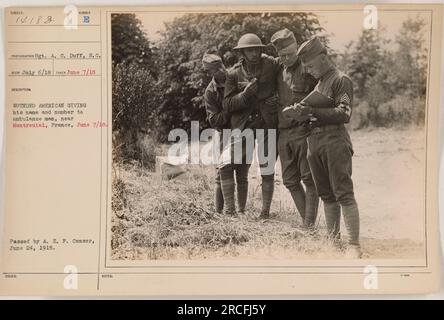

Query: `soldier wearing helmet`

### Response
(221, 33, 280, 218)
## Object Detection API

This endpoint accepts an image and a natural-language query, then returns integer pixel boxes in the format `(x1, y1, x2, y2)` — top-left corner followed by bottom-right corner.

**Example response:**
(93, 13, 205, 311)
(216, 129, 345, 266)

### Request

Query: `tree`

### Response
(339, 16, 428, 128)
(154, 12, 325, 141)
(112, 14, 162, 166)
(112, 12, 326, 162)
(393, 16, 428, 97)
(111, 14, 157, 76)
(112, 62, 162, 164)
(346, 28, 389, 99)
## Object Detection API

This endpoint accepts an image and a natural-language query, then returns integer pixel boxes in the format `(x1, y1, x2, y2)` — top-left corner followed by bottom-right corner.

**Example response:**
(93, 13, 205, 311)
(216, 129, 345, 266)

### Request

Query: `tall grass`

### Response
(111, 161, 350, 260)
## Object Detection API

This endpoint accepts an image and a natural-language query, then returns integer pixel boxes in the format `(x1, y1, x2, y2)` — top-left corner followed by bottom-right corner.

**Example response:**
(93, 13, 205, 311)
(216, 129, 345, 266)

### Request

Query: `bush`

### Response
(112, 62, 162, 168)
(349, 94, 426, 129)
(112, 12, 327, 156)
(378, 94, 425, 127)
(349, 100, 371, 129)
(153, 13, 326, 142)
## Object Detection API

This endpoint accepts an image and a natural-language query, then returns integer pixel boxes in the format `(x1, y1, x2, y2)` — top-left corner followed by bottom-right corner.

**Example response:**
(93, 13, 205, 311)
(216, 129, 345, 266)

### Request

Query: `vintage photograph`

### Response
(110, 9, 430, 261)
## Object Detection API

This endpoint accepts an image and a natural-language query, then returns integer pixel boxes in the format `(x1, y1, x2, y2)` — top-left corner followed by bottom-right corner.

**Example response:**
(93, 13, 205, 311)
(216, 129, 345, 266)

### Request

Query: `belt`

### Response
(248, 114, 260, 121)
(248, 110, 261, 121)
(310, 124, 344, 135)
(245, 110, 262, 128)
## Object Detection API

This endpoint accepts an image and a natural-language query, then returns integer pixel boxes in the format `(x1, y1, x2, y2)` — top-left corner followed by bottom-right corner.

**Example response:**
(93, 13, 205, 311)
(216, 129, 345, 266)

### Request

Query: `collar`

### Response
(212, 77, 225, 89)
(241, 57, 262, 78)
(285, 57, 301, 71)
(210, 78, 225, 90)
(319, 66, 336, 80)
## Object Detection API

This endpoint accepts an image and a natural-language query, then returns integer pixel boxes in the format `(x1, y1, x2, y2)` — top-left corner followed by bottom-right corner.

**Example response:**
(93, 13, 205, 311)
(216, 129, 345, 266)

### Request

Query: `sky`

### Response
(318, 10, 431, 52)
(137, 10, 431, 53)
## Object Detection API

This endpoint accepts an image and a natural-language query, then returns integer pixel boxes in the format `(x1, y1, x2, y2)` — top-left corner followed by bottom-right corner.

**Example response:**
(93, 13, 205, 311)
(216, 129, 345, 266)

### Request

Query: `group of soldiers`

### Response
(202, 29, 361, 257)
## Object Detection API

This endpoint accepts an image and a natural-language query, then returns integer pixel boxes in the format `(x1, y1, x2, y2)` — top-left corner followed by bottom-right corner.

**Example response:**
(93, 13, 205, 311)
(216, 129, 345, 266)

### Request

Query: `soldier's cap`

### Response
(296, 37, 327, 63)
(270, 28, 298, 53)
(202, 53, 223, 70)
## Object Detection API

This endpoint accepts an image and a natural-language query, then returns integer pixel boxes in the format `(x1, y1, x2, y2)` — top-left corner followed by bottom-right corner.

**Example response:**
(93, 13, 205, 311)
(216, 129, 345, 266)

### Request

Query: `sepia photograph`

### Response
(110, 9, 430, 262)
(0, 2, 442, 297)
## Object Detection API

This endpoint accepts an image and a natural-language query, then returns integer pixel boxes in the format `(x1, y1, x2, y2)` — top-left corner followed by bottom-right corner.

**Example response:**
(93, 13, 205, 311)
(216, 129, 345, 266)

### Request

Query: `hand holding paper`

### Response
(282, 102, 312, 121)
(242, 78, 258, 98)
(301, 90, 335, 108)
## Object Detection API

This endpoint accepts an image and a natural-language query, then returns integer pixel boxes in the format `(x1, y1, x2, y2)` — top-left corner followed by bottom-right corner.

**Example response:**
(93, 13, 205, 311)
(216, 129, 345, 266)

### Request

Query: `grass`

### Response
(111, 160, 349, 260)
(111, 127, 427, 261)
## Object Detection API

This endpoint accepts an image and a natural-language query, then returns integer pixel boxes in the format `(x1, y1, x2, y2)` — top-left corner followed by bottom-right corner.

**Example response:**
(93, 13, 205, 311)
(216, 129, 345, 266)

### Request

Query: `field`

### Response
(111, 127, 426, 260)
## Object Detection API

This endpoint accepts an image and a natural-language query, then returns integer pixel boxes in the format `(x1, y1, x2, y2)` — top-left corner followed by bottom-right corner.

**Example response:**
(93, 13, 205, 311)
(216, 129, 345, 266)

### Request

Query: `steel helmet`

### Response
(233, 33, 266, 50)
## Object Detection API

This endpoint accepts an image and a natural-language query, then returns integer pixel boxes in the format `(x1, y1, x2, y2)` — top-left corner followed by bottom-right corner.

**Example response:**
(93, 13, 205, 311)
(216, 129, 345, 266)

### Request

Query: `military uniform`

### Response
(271, 28, 319, 227)
(222, 34, 281, 216)
(204, 78, 229, 131)
(202, 54, 231, 214)
(291, 37, 360, 248)
(276, 60, 319, 226)
(224, 54, 280, 131)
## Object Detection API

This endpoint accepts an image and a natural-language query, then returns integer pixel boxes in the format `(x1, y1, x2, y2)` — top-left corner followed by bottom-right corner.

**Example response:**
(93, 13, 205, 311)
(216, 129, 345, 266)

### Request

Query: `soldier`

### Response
(284, 37, 361, 257)
(202, 53, 232, 214)
(223, 33, 280, 218)
(270, 29, 319, 228)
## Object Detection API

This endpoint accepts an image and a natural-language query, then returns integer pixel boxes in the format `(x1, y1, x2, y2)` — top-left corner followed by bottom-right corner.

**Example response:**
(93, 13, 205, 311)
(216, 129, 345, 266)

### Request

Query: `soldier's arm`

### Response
(274, 56, 284, 92)
(204, 89, 228, 128)
(310, 76, 353, 124)
(272, 55, 282, 72)
(223, 71, 250, 113)
(306, 73, 318, 92)
(261, 55, 281, 105)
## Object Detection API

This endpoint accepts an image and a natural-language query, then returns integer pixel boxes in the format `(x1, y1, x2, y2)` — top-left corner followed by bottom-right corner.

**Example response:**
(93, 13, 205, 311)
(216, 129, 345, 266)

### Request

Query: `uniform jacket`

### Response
(310, 67, 354, 126)
(276, 57, 317, 129)
(204, 78, 230, 131)
(223, 54, 280, 130)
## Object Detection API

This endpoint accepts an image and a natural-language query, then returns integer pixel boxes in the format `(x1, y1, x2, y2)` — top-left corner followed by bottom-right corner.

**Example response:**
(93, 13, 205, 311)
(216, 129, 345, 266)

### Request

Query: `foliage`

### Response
(112, 13, 429, 162)
(112, 12, 325, 147)
(112, 62, 161, 166)
(339, 17, 428, 128)
(111, 14, 157, 75)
